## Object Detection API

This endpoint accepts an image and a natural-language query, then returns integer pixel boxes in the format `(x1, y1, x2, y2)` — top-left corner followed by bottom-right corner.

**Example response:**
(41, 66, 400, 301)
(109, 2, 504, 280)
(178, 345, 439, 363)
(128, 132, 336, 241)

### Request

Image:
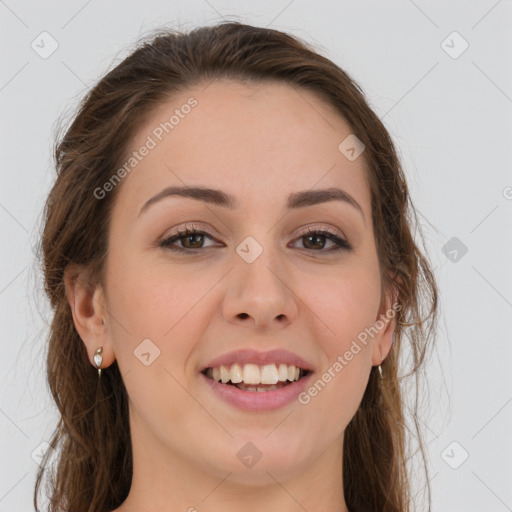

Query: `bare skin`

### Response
(65, 79, 397, 512)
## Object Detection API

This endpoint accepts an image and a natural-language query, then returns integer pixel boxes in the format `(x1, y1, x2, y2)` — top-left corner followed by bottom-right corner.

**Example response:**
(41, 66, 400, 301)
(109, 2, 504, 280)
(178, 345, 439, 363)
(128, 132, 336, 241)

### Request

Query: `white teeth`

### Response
(220, 365, 230, 383)
(261, 364, 279, 384)
(278, 364, 288, 381)
(243, 364, 261, 385)
(206, 362, 305, 385)
(230, 363, 243, 384)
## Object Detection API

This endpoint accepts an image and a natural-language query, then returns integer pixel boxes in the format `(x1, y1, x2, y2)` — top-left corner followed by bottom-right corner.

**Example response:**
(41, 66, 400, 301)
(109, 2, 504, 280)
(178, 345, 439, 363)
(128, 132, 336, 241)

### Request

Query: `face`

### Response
(94, 80, 395, 485)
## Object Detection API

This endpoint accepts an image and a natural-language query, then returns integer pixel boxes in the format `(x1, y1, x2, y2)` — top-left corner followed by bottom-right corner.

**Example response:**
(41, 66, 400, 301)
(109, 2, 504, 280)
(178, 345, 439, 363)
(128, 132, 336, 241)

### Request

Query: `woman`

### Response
(35, 21, 438, 512)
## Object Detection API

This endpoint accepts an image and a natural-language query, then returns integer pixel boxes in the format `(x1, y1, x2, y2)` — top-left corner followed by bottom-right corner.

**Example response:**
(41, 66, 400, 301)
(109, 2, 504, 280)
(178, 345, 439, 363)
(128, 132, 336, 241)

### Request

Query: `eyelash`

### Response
(158, 223, 352, 254)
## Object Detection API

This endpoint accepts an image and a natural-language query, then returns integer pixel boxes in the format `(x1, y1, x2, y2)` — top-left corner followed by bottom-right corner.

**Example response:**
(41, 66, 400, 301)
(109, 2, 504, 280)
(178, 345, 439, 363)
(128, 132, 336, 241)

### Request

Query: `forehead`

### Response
(114, 79, 371, 220)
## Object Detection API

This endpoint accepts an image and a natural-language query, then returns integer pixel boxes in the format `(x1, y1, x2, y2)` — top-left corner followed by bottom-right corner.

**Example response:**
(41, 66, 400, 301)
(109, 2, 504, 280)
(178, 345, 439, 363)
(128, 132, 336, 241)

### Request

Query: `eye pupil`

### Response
(182, 233, 204, 249)
(303, 234, 326, 250)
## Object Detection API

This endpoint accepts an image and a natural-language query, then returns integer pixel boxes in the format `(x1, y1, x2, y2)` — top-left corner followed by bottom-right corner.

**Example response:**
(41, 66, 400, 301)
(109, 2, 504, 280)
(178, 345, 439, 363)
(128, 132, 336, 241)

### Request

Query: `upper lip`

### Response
(200, 348, 314, 373)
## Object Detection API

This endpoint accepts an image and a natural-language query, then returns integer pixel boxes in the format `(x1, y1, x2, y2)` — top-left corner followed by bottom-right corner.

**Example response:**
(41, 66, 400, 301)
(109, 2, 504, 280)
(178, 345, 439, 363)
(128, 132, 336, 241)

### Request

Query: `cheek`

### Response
(106, 251, 217, 376)
(297, 256, 380, 413)
(106, 248, 195, 333)
(302, 260, 382, 350)
(105, 254, 205, 434)
(300, 275, 377, 433)
(304, 256, 381, 416)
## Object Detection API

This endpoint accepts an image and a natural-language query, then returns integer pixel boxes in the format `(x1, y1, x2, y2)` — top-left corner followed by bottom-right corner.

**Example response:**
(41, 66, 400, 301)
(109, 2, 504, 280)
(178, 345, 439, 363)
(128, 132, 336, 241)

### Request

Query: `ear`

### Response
(63, 263, 115, 370)
(371, 275, 401, 367)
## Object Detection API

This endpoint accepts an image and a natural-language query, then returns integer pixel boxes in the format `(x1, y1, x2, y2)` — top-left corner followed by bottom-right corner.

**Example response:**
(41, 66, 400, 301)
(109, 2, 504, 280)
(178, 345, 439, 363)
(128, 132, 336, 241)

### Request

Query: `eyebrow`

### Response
(138, 185, 365, 220)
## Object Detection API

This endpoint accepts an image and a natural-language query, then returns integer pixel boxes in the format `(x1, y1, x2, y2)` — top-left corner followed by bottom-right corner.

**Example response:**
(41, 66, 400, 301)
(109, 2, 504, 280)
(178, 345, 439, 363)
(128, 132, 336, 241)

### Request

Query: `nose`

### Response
(222, 247, 299, 331)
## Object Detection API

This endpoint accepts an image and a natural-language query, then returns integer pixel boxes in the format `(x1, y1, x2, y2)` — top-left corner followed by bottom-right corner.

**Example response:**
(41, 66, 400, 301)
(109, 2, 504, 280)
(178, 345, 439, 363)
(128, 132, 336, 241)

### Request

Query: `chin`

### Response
(203, 437, 309, 484)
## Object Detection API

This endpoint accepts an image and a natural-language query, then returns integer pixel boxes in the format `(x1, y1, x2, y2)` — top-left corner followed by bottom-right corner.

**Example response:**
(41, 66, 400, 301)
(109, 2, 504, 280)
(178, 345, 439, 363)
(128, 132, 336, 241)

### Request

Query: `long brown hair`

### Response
(35, 21, 438, 512)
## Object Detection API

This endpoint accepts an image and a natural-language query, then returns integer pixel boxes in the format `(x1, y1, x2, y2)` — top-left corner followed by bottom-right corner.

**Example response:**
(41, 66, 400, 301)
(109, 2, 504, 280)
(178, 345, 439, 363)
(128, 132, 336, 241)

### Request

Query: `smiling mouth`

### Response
(201, 363, 311, 392)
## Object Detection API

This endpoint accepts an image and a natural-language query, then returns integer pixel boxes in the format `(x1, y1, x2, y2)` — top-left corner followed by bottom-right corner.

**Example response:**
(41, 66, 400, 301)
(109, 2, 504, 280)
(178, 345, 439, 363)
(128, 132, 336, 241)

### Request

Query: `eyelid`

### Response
(161, 222, 220, 240)
(294, 223, 346, 239)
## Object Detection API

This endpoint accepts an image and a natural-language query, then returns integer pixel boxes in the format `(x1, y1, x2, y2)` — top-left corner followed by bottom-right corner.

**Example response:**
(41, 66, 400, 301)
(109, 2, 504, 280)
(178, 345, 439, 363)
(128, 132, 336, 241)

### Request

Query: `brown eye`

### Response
(159, 228, 218, 252)
(177, 231, 206, 249)
(291, 228, 352, 252)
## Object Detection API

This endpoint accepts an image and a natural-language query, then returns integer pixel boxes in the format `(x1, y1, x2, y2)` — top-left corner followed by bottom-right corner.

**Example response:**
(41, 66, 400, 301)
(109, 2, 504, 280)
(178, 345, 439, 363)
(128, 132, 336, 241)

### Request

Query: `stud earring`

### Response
(94, 346, 103, 379)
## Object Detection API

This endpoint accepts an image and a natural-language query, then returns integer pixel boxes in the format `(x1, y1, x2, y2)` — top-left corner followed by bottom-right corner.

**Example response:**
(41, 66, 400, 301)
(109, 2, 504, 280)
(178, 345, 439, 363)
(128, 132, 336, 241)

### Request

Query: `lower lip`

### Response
(200, 372, 313, 411)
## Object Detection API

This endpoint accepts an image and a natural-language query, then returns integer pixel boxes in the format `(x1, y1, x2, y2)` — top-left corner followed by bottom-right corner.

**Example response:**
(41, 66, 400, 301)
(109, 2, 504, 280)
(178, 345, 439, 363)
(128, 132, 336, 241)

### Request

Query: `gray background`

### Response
(1, 1, 511, 510)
